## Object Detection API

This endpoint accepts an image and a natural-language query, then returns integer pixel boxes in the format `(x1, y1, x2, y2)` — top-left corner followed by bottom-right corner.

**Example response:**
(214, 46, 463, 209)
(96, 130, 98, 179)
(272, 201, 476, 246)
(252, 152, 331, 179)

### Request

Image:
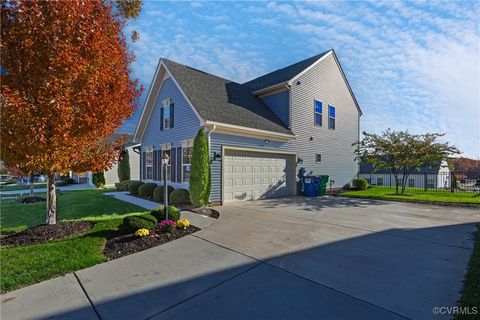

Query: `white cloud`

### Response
(121, 1, 480, 157)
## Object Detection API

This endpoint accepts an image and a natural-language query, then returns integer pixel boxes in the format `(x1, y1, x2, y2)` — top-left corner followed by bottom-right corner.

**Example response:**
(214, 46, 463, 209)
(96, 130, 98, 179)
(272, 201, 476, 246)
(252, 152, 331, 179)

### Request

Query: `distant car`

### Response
(0, 174, 16, 185)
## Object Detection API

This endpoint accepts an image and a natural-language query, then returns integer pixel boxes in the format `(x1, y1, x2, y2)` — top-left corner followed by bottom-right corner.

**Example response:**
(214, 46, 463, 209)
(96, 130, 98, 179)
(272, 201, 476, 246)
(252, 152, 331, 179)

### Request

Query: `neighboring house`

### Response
(103, 135, 141, 186)
(62, 134, 140, 186)
(358, 161, 451, 189)
(134, 49, 362, 203)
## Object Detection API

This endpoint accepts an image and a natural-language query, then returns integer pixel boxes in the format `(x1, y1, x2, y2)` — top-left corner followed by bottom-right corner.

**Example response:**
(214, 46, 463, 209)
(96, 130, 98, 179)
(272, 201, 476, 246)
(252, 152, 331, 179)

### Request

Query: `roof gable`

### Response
(243, 51, 330, 91)
(162, 59, 293, 136)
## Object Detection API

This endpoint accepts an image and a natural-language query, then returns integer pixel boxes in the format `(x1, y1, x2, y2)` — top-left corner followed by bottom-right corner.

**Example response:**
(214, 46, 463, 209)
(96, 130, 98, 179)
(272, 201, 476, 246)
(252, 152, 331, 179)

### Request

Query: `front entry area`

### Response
(222, 148, 295, 202)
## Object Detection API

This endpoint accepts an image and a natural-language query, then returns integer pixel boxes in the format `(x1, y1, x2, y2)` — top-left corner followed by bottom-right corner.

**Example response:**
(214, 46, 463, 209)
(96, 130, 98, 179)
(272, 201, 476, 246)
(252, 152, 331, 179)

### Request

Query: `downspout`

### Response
(207, 124, 217, 156)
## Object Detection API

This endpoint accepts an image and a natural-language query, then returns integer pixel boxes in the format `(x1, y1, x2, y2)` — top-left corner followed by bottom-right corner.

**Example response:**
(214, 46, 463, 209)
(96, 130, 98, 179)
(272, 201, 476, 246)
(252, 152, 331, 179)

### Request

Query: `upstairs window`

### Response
(328, 105, 335, 129)
(314, 100, 322, 126)
(160, 99, 174, 130)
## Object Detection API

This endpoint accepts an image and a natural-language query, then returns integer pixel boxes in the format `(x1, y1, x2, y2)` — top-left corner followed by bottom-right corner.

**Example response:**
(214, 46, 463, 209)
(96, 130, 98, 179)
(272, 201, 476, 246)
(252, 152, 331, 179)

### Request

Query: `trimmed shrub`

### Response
(122, 215, 158, 234)
(169, 188, 191, 205)
(93, 172, 105, 188)
(128, 180, 144, 195)
(114, 182, 122, 191)
(120, 180, 131, 191)
(352, 178, 368, 190)
(138, 182, 158, 199)
(117, 149, 131, 182)
(151, 205, 180, 222)
(190, 128, 210, 206)
(342, 183, 351, 190)
(152, 185, 175, 202)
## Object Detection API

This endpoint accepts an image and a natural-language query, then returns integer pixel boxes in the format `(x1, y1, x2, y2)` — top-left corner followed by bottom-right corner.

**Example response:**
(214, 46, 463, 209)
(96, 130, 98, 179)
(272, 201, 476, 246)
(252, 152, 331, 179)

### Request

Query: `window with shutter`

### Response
(176, 147, 181, 181)
(153, 150, 158, 180)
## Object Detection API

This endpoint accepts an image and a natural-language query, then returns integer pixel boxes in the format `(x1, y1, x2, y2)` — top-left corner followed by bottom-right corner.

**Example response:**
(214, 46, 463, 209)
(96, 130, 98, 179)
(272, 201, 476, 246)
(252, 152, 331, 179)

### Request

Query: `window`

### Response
(314, 100, 322, 126)
(163, 101, 170, 130)
(315, 153, 321, 163)
(377, 177, 384, 186)
(328, 105, 335, 129)
(146, 151, 153, 180)
(182, 146, 193, 182)
(408, 178, 415, 188)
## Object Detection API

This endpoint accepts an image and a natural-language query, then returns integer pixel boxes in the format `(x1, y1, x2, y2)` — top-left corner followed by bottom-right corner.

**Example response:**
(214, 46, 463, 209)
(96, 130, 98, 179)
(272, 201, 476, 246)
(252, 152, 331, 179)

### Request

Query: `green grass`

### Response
(0, 189, 146, 228)
(456, 225, 480, 320)
(342, 187, 480, 204)
(0, 188, 154, 292)
(0, 218, 124, 292)
(0, 183, 46, 192)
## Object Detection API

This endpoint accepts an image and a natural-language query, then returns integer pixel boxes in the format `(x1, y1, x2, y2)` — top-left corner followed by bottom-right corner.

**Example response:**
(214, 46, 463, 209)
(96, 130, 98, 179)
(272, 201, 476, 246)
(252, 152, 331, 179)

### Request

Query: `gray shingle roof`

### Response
(163, 59, 293, 135)
(243, 51, 331, 91)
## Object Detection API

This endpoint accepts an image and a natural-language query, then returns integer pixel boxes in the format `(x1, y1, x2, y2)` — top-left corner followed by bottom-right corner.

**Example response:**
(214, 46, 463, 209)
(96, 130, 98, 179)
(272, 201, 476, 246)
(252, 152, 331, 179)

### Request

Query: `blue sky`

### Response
(121, 1, 480, 158)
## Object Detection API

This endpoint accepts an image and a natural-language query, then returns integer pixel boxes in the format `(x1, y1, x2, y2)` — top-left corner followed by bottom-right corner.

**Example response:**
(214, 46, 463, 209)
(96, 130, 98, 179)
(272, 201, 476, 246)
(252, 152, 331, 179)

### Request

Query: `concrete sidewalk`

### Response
(0, 184, 94, 195)
(104, 191, 216, 229)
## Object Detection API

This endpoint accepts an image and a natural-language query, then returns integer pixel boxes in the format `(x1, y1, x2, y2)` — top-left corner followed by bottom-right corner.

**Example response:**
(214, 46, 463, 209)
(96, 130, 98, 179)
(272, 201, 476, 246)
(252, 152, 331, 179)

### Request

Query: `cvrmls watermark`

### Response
(433, 306, 478, 315)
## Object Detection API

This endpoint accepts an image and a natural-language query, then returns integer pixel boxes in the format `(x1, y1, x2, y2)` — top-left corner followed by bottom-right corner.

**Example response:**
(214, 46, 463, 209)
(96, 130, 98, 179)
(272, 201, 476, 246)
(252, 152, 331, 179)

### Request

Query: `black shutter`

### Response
(160, 107, 164, 131)
(170, 103, 174, 129)
(177, 147, 182, 182)
(158, 149, 162, 181)
(171, 148, 176, 182)
(153, 150, 158, 181)
(142, 151, 146, 180)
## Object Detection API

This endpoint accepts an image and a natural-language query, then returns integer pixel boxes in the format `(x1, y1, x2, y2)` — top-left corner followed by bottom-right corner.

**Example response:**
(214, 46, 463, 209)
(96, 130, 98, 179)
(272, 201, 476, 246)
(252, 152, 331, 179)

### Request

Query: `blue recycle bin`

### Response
(304, 176, 320, 197)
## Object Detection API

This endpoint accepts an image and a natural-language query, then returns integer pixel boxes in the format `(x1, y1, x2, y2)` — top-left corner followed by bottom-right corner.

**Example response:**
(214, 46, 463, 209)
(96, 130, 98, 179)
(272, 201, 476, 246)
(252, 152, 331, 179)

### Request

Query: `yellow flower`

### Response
(135, 228, 150, 237)
(176, 219, 190, 229)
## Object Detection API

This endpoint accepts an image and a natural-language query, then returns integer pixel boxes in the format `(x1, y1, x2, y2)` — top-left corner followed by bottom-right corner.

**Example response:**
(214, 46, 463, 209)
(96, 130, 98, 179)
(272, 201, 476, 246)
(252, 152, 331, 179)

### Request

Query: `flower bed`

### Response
(0, 221, 93, 247)
(104, 224, 199, 260)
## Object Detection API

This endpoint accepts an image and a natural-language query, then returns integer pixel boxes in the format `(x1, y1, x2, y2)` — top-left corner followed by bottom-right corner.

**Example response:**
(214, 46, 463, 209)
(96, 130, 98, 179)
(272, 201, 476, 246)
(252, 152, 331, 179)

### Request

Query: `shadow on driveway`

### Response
(3, 222, 477, 320)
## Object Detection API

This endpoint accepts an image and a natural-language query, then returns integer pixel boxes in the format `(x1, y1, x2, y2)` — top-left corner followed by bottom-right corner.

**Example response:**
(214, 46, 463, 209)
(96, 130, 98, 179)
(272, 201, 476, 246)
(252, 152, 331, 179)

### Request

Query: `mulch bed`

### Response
(16, 196, 46, 203)
(0, 221, 93, 247)
(180, 205, 220, 219)
(104, 225, 200, 260)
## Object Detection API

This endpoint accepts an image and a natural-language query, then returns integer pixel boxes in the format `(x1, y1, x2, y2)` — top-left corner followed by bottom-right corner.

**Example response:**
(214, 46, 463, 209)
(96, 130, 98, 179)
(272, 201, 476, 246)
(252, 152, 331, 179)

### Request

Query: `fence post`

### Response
(424, 173, 427, 192)
(450, 173, 454, 193)
(369, 172, 372, 187)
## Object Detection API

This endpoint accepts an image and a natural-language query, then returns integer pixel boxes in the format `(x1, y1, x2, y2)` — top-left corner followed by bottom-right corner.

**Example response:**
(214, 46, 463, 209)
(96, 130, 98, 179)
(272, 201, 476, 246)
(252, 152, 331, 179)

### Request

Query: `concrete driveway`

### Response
(2, 196, 479, 320)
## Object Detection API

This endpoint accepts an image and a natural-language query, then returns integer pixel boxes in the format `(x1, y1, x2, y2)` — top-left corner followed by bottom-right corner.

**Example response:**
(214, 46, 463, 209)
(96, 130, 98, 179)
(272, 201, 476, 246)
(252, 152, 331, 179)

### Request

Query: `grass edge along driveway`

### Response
(342, 187, 480, 204)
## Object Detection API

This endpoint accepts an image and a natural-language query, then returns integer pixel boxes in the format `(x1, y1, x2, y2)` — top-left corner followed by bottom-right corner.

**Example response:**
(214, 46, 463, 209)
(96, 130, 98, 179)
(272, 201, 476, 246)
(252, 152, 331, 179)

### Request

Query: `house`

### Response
(134, 49, 362, 203)
(62, 134, 140, 186)
(358, 161, 451, 190)
(103, 135, 141, 186)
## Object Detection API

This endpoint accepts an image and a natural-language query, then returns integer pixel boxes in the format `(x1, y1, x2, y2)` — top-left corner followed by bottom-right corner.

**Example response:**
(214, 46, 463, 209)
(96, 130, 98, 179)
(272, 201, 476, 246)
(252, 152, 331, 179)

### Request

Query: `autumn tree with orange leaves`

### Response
(1, 0, 143, 224)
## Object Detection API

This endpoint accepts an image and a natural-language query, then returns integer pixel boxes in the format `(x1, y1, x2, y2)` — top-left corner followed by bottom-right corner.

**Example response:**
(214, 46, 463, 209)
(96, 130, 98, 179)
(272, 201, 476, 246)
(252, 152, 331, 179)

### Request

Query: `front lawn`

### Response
(342, 187, 480, 204)
(0, 189, 145, 229)
(1, 217, 124, 292)
(0, 189, 198, 293)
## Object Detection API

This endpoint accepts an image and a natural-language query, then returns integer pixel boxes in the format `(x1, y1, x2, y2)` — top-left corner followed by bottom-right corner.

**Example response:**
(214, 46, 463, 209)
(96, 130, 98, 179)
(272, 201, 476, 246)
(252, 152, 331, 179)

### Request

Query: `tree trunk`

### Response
(29, 172, 34, 197)
(46, 173, 56, 225)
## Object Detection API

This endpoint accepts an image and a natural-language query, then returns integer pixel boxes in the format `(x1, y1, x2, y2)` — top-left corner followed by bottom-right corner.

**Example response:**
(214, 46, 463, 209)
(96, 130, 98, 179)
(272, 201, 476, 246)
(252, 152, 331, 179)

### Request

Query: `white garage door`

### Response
(223, 149, 295, 202)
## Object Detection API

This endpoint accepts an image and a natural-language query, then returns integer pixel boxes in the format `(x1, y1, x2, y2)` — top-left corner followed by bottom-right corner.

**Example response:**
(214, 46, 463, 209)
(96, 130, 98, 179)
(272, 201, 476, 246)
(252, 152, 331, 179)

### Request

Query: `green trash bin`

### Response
(317, 175, 329, 196)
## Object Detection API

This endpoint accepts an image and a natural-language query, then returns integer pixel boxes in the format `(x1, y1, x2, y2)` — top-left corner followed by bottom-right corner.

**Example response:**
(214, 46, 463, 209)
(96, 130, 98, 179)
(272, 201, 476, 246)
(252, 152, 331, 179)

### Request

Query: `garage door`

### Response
(223, 149, 295, 202)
